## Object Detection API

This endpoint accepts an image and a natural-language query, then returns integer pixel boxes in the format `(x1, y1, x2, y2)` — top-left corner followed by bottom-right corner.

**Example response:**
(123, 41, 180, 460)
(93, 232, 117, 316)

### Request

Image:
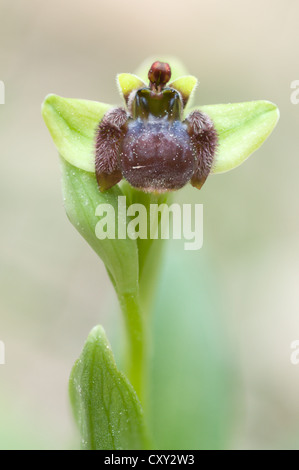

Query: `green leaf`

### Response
(149, 240, 238, 450)
(192, 100, 280, 173)
(69, 325, 150, 450)
(60, 157, 139, 296)
(42, 94, 113, 172)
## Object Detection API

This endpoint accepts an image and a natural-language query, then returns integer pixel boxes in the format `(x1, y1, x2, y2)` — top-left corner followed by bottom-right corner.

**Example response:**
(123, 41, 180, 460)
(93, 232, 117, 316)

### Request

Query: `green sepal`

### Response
(42, 94, 113, 173)
(187, 100, 280, 173)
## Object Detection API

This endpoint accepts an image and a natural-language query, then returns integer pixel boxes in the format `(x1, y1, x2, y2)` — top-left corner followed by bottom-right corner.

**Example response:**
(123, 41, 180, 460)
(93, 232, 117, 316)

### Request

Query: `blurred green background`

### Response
(0, 0, 299, 450)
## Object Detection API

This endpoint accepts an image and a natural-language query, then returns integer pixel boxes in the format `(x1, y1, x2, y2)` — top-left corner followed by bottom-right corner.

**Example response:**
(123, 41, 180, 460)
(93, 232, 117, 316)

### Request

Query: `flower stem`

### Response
(119, 292, 148, 407)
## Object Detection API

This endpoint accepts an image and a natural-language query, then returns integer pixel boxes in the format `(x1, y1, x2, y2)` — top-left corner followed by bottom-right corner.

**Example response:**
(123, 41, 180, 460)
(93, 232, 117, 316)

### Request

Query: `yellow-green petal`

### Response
(191, 100, 280, 173)
(42, 94, 113, 172)
(117, 73, 146, 104)
(169, 75, 198, 108)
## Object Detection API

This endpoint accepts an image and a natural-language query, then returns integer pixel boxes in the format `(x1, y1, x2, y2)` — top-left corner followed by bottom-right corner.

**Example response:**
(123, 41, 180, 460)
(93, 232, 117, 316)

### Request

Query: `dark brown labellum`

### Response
(119, 120, 196, 192)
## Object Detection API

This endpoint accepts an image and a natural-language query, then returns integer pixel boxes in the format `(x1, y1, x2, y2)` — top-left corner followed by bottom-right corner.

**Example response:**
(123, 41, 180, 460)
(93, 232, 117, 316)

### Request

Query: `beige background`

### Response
(0, 0, 299, 449)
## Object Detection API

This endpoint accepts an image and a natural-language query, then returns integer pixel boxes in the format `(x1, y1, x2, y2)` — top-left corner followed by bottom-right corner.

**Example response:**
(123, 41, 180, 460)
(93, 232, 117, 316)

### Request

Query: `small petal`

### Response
(42, 94, 113, 172)
(189, 100, 280, 173)
(169, 75, 198, 108)
(117, 73, 146, 104)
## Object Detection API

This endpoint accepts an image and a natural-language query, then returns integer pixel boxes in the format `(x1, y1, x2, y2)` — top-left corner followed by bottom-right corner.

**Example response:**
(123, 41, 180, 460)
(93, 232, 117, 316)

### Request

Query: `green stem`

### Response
(116, 183, 171, 412)
(118, 292, 148, 407)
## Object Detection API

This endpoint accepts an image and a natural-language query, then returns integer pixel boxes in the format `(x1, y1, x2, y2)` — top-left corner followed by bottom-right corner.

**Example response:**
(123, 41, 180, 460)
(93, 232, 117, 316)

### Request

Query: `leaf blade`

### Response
(60, 158, 139, 296)
(149, 240, 238, 450)
(69, 325, 150, 450)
